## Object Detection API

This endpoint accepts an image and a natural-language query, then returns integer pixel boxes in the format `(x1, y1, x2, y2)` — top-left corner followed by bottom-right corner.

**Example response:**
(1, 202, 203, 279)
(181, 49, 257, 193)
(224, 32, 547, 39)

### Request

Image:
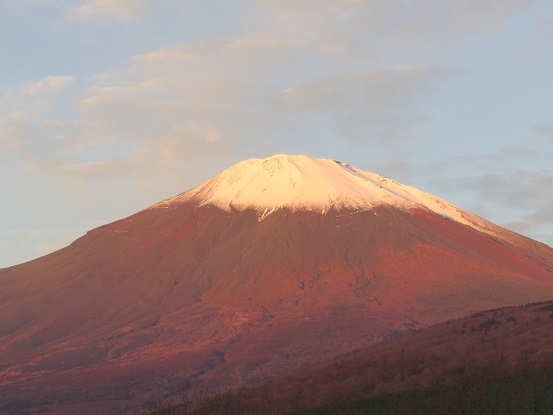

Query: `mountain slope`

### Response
(1, 154, 553, 414)
(185, 301, 553, 415)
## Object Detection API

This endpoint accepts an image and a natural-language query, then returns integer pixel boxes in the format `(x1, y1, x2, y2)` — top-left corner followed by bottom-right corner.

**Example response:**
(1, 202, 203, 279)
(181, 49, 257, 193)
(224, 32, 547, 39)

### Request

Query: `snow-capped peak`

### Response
(151, 154, 490, 230)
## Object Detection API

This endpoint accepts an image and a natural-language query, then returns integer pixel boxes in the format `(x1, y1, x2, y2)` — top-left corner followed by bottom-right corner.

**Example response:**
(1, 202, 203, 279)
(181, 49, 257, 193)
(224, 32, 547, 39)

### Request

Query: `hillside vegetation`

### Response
(147, 301, 553, 415)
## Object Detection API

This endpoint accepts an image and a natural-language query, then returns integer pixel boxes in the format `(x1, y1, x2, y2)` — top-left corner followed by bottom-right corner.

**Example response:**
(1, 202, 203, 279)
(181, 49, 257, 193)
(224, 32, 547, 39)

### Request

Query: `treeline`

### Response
(296, 352, 553, 415)
(147, 350, 553, 415)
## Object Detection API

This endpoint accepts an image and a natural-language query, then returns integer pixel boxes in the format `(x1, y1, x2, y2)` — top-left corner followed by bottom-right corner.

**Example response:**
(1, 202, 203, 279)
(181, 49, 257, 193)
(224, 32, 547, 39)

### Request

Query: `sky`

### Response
(1, 0, 553, 268)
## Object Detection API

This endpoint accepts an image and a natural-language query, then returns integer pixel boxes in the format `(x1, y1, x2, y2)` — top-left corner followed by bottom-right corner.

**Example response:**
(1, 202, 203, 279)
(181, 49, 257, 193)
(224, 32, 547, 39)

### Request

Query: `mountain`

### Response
(1, 154, 553, 414)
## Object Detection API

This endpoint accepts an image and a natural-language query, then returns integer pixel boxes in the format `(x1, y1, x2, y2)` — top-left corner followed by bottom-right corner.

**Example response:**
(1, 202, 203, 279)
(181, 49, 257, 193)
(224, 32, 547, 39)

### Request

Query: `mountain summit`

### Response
(2, 154, 553, 414)
(154, 154, 480, 227)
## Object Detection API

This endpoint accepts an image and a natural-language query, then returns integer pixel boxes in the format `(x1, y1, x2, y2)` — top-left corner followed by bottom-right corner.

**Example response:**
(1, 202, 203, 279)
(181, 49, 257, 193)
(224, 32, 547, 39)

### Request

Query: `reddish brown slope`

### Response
(228, 300, 553, 414)
(1, 203, 553, 414)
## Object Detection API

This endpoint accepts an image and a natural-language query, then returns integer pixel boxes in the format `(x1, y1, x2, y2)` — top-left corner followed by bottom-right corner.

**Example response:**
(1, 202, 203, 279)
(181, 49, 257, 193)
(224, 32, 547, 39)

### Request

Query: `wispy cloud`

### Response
(1, 221, 105, 266)
(21, 76, 74, 96)
(534, 124, 553, 138)
(0, 75, 74, 120)
(0, 75, 77, 167)
(501, 202, 553, 248)
(70, 0, 152, 21)
(1, 0, 545, 187)
(278, 66, 444, 146)
(428, 166, 553, 247)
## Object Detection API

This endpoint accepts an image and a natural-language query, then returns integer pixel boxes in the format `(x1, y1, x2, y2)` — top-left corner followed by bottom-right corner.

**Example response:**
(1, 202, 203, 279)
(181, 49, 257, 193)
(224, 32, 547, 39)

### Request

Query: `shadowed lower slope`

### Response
(152, 301, 553, 415)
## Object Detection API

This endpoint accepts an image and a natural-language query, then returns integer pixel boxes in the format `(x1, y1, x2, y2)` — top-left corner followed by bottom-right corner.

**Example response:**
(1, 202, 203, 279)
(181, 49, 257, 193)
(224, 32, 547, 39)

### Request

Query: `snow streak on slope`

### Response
(151, 154, 493, 232)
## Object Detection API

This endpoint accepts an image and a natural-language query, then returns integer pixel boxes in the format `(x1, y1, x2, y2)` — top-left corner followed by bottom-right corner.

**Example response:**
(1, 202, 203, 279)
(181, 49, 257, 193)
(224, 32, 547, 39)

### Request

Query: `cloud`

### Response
(259, 0, 361, 17)
(502, 203, 553, 248)
(0, 76, 77, 167)
(534, 124, 553, 138)
(254, 0, 534, 63)
(0, 116, 31, 154)
(4, 0, 73, 8)
(21, 76, 74, 96)
(278, 66, 445, 148)
(0, 75, 74, 118)
(3, 1, 548, 190)
(44, 121, 230, 183)
(431, 170, 553, 211)
(427, 168, 553, 246)
(120, 41, 442, 162)
(70, 0, 152, 21)
(1, 222, 106, 263)
(3, 227, 78, 238)
(3, 0, 540, 187)
(0, 21, 454, 190)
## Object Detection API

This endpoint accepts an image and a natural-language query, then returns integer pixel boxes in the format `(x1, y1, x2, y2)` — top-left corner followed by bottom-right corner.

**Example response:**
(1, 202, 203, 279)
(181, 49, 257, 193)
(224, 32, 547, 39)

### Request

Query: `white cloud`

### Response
(253, 0, 537, 65)
(78, 41, 434, 181)
(0, 76, 77, 165)
(0, 26, 450, 187)
(22, 76, 74, 96)
(0, 75, 74, 118)
(70, 0, 151, 21)
(3, 1, 547, 185)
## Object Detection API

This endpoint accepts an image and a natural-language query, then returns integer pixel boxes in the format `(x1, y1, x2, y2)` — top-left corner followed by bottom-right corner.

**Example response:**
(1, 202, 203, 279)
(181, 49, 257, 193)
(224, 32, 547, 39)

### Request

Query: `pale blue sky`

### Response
(1, 0, 553, 267)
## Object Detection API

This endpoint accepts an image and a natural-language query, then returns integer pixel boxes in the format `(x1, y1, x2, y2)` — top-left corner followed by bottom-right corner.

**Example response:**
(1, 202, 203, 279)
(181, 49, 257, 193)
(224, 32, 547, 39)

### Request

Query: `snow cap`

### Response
(152, 154, 479, 227)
